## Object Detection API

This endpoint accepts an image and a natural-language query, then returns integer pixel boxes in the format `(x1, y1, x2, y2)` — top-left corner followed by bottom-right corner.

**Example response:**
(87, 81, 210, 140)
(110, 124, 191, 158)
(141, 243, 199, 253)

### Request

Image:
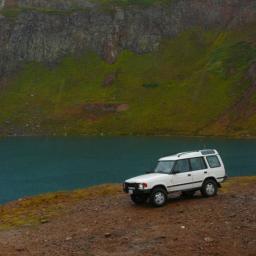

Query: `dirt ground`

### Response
(0, 177, 255, 256)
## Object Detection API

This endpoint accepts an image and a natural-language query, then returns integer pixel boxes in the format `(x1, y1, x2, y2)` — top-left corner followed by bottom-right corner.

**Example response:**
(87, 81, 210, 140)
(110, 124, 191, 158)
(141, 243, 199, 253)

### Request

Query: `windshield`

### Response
(154, 161, 175, 174)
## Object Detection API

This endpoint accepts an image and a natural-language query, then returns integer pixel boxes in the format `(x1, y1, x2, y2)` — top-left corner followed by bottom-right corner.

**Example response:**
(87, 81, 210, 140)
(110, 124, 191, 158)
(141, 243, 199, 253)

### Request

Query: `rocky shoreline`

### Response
(0, 176, 255, 255)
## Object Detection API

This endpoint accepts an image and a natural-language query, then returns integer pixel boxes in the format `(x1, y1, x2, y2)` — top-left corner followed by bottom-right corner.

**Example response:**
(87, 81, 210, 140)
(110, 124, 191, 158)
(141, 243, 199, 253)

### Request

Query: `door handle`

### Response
(204, 171, 207, 174)
(187, 174, 191, 176)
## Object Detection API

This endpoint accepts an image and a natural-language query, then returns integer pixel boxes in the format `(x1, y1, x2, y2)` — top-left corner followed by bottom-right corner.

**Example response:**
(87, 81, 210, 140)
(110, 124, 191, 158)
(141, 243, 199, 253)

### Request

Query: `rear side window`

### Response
(190, 157, 207, 171)
(207, 155, 221, 168)
(173, 159, 190, 173)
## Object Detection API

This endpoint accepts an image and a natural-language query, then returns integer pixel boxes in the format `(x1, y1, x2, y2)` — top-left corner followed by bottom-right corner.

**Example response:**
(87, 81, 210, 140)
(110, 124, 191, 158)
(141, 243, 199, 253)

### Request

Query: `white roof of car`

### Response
(159, 149, 218, 161)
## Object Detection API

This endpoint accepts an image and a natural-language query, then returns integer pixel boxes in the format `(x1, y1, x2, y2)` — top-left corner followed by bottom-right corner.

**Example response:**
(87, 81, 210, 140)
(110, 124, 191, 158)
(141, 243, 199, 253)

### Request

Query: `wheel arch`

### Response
(203, 176, 219, 186)
(151, 184, 168, 193)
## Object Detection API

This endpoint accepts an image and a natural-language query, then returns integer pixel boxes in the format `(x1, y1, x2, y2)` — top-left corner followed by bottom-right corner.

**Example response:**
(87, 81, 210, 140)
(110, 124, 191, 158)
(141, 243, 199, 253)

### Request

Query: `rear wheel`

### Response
(150, 188, 167, 207)
(181, 190, 196, 198)
(130, 194, 148, 205)
(201, 179, 218, 197)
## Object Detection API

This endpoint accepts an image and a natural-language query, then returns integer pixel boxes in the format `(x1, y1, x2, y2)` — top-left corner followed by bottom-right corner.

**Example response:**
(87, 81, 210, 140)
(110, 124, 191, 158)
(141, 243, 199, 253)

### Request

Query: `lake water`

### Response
(0, 136, 256, 204)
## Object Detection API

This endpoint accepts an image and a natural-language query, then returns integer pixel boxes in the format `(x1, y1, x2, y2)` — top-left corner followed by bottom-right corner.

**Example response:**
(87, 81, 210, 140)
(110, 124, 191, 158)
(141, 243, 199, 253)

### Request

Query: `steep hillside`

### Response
(0, 0, 256, 136)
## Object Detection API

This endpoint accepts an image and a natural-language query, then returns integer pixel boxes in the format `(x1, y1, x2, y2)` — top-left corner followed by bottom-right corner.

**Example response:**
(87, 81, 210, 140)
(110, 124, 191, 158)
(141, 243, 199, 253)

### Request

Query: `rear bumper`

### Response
(217, 175, 228, 182)
(217, 175, 228, 187)
(223, 175, 228, 181)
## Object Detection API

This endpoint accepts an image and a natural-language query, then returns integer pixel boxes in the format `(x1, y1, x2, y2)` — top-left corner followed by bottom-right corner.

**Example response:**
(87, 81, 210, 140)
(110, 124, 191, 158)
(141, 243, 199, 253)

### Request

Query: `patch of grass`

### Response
(207, 41, 256, 78)
(220, 176, 256, 193)
(142, 82, 160, 89)
(0, 184, 121, 230)
(0, 7, 24, 17)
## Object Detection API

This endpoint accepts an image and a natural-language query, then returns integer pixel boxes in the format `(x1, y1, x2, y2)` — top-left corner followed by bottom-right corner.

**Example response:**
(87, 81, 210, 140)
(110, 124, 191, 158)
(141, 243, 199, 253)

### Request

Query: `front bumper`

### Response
(123, 182, 150, 194)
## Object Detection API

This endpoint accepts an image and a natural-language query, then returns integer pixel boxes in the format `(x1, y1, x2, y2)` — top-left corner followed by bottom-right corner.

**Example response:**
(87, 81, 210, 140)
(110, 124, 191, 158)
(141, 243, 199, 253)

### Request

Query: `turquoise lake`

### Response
(0, 136, 256, 204)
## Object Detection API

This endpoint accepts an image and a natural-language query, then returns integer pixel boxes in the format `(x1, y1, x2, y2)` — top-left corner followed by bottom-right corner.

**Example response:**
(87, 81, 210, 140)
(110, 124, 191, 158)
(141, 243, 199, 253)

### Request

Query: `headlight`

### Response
(138, 183, 148, 189)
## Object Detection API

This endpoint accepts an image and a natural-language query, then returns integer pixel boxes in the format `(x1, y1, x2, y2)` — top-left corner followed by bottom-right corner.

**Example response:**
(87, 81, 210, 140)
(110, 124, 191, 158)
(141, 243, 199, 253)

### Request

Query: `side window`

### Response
(173, 159, 190, 173)
(207, 155, 221, 168)
(190, 157, 207, 171)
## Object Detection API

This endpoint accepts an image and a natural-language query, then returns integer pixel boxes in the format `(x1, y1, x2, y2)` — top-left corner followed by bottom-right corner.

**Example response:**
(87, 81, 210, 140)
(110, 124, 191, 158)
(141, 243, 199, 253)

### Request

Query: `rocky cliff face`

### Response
(1, 0, 256, 77)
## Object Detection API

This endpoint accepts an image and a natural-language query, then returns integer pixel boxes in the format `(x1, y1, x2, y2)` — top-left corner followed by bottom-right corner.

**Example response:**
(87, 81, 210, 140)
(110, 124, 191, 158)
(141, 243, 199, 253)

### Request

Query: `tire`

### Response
(150, 188, 167, 207)
(201, 179, 218, 197)
(182, 190, 196, 198)
(130, 194, 148, 205)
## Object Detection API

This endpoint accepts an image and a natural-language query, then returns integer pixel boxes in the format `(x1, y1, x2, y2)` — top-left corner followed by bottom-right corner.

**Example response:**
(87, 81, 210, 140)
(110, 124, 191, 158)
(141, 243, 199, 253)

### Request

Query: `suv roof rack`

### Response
(200, 149, 216, 155)
(177, 151, 198, 158)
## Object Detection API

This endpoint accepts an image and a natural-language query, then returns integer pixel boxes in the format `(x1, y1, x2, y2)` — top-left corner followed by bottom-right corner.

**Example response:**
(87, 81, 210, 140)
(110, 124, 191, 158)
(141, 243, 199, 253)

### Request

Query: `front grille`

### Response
(126, 183, 138, 188)
(123, 182, 138, 192)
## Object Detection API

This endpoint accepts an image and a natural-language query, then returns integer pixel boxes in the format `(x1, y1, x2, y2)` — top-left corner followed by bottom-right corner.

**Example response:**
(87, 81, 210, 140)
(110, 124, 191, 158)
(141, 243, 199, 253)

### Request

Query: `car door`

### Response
(168, 159, 193, 192)
(189, 157, 208, 188)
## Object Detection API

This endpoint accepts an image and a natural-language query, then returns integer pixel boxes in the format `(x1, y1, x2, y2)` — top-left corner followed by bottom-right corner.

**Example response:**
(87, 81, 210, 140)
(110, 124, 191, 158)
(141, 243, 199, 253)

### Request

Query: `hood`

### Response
(125, 173, 169, 183)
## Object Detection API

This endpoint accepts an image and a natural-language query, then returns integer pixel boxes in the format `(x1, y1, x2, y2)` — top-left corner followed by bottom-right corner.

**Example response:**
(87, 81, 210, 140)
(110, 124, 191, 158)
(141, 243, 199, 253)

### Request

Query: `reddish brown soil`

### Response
(0, 178, 255, 256)
(4, 0, 18, 8)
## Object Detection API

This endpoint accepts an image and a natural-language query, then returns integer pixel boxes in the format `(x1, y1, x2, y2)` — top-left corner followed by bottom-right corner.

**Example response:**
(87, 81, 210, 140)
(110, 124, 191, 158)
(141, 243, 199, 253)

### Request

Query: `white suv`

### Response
(123, 149, 227, 207)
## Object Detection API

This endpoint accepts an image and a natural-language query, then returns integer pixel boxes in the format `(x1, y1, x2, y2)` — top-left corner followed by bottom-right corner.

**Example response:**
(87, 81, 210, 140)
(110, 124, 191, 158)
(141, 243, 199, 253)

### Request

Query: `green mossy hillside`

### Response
(1, 26, 256, 136)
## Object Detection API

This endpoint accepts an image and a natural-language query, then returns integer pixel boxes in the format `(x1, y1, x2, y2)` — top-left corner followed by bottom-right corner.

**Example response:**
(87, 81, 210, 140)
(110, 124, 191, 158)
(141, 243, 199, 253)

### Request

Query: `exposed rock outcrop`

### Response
(1, 0, 256, 77)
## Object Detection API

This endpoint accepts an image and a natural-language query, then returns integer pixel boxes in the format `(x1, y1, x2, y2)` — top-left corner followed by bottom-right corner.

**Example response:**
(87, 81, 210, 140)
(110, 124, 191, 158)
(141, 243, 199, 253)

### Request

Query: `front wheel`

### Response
(150, 188, 167, 207)
(201, 180, 218, 197)
(130, 194, 148, 205)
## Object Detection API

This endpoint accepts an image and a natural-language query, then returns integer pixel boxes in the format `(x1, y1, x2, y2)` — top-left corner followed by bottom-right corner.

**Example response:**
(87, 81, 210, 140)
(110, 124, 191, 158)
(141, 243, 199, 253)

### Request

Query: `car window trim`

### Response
(172, 156, 209, 173)
(172, 158, 190, 173)
(206, 155, 221, 168)
(189, 157, 207, 171)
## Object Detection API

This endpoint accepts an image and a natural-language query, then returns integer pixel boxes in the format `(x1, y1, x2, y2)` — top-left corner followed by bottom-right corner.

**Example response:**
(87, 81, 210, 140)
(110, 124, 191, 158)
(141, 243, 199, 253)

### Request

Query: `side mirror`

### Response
(172, 170, 180, 174)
